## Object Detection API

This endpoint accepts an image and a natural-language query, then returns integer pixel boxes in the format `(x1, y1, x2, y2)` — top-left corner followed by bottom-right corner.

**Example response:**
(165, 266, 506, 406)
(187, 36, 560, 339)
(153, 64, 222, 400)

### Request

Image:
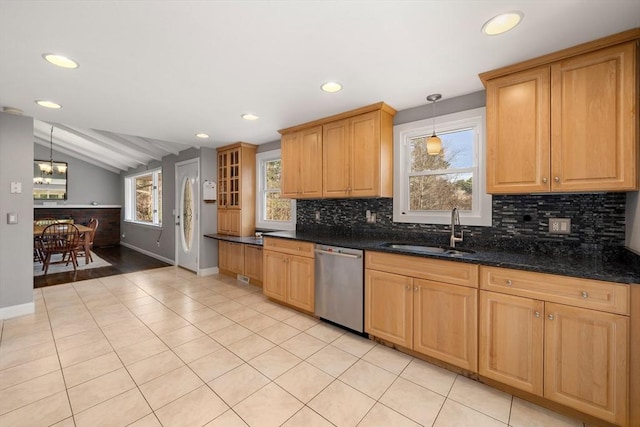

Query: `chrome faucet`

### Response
(450, 207, 463, 248)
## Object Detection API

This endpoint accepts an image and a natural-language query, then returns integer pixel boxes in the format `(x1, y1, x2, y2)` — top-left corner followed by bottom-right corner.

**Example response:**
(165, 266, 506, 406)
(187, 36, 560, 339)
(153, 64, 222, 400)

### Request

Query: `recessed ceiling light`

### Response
(482, 11, 523, 35)
(241, 114, 259, 121)
(35, 100, 62, 109)
(42, 53, 78, 69)
(195, 133, 209, 139)
(321, 81, 342, 93)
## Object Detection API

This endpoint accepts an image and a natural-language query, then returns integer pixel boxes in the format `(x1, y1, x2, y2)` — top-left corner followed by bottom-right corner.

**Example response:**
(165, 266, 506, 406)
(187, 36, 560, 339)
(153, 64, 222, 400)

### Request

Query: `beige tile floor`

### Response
(0, 267, 590, 427)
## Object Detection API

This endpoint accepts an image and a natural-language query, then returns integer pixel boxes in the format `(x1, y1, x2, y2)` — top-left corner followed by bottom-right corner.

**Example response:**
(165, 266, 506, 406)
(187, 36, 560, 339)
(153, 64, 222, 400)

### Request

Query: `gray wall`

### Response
(200, 147, 218, 269)
(120, 147, 204, 264)
(0, 112, 34, 315)
(34, 144, 121, 206)
(627, 192, 640, 252)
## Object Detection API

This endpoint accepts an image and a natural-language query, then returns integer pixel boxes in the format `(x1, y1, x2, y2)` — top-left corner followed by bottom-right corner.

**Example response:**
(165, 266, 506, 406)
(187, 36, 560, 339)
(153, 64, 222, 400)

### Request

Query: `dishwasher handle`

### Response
(314, 249, 362, 259)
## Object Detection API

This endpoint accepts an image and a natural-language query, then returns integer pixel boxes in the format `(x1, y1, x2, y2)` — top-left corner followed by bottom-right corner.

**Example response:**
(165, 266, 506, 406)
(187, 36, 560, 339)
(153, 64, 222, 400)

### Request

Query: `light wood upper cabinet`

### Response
(281, 126, 323, 198)
(551, 42, 637, 191)
(479, 291, 544, 395)
(483, 36, 638, 194)
(262, 237, 315, 313)
(544, 303, 628, 426)
(279, 102, 396, 199)
(486, 67, 551, 193)
(217, 142, 257, 236)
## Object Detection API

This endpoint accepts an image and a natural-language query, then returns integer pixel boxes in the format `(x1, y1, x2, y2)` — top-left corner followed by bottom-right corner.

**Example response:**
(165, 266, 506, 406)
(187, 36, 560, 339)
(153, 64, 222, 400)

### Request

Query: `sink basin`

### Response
(381, 243, 475, 256)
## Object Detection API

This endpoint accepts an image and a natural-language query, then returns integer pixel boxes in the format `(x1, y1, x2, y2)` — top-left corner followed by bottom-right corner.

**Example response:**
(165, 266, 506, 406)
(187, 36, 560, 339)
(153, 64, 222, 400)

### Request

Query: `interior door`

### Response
(176, 159, 199, 272)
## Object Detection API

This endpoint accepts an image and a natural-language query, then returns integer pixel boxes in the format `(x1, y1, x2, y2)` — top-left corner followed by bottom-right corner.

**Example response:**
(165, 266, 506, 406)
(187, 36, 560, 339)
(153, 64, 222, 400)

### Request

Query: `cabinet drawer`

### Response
(480, 266, 629, 315)
(263, 237, 314, 258)
(366, 251, 478, 288)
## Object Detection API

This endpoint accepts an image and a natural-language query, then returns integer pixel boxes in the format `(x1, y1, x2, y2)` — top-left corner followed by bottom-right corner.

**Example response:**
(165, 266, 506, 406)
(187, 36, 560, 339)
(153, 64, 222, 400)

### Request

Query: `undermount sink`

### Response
(381, 243, 475, 256)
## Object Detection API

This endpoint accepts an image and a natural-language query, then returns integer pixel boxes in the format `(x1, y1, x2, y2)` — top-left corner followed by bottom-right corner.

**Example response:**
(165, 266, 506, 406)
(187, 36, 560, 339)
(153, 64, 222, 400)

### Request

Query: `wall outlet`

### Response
(549, 218, 571, 234)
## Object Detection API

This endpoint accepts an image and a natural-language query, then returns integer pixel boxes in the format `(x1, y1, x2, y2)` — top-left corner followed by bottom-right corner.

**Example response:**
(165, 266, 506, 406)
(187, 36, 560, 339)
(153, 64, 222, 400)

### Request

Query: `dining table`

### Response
(34, 223, 93, 265)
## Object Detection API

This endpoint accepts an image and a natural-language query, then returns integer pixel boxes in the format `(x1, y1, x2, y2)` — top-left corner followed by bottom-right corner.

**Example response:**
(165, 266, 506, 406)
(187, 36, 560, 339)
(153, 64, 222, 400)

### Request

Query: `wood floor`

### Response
(34, 245, 171, 288)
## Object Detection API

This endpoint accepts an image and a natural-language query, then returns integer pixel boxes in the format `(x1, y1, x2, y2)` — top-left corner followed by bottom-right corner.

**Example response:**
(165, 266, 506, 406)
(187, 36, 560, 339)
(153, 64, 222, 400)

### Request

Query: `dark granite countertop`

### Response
(204, 233, 263, 246)
(263, 231, 640, 285)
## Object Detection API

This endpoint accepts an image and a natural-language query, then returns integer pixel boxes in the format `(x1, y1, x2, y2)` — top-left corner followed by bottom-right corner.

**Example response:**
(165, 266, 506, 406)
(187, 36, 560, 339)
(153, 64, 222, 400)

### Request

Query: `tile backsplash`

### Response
(296, 193, 626, 256)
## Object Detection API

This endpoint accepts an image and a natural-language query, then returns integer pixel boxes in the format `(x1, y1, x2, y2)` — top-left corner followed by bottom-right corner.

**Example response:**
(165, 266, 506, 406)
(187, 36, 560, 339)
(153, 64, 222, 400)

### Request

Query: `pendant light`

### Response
(426, 94, 442, 155)
(38, 126, 67, 175)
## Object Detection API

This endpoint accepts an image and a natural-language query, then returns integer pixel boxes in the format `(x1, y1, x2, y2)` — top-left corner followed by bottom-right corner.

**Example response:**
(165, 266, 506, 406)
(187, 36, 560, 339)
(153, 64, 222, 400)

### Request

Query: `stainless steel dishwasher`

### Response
(314, 244, 364, 333)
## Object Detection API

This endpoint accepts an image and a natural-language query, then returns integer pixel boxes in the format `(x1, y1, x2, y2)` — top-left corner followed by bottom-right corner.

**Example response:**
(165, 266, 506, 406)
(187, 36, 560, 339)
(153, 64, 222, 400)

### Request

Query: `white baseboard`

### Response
(0, 302, 35, 320)
(119, 242, 175, 265)
(199, 267, 219, 276)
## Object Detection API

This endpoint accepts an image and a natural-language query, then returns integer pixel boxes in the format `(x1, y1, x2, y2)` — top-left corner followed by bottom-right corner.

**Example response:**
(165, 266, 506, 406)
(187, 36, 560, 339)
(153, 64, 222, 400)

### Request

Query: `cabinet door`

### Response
(323, 118, 351, 198)
(300, 126, 323, 198)
(414, 280, 478, 371)
(551, 42, 637, 191)
(281, 132, 301, 197)
(263, 250, 287, 302)
(286, 255, 314, 312)
(486, 67, 551, 193)
(350, 111, 381, 197)
(479, 291, 544, 395)
(228, 242, 244, 275)
(544, 303, 628, 425)
(217, 151, 229, 208)
(244, 245, 263, 283)
(217, 209, 230, 234)
(218, 241, 231, 272)
(365, 270, 413, 348)
(226, 210, 241, 236)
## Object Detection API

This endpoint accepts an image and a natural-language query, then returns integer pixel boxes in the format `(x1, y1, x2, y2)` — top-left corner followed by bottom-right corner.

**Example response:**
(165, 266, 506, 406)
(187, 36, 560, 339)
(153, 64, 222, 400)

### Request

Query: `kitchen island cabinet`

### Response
(482, 31, 638, 194)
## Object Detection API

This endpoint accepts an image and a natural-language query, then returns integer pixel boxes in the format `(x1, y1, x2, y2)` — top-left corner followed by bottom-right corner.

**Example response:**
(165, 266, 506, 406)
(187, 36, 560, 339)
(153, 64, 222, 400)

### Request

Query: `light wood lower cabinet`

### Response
(479, 291, 544, 395)
(263, 238, 314, 313)
(218, 241, 244, 276)
(218, 241, 262, 285)
(544, 303, 628, 425)
(479, 266, 630, 426)
(243, 245, 263, 284)
(365, 252, 478, 371)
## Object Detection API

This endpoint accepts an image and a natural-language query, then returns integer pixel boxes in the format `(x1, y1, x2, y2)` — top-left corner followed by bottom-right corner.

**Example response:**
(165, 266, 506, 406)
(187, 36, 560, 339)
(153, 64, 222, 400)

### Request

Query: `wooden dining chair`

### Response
(72, 218, 99, 264)
(38, 223, 80, 275)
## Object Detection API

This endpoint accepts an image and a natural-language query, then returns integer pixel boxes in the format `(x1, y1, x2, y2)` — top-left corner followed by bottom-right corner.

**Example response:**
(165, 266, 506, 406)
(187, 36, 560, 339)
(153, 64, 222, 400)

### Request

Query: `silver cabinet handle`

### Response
(534, 311, 540, 318)
(314, 249, 361, 259)
(506, 279, 512, 286)
(581, 291, 588, 299)
(554, 176, 560, 183)
(548, 314, 554, 321)
(414, 286, 418, 292)
(405, 285, 410, 290)
(542, 177, 548, 183)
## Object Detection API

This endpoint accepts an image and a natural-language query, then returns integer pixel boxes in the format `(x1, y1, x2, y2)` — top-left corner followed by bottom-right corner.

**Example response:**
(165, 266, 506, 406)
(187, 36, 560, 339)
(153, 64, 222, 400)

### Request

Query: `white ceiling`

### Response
(1, 1, 639, 172)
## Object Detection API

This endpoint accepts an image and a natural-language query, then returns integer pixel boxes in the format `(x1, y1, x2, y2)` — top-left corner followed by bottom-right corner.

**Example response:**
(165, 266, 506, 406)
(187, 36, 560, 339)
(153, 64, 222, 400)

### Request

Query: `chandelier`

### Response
(38, 126, 67, 175)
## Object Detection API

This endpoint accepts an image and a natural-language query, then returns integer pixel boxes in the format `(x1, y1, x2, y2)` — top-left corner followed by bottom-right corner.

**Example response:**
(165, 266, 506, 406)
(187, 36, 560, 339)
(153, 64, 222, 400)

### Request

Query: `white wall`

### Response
(0, 112, 35, 318)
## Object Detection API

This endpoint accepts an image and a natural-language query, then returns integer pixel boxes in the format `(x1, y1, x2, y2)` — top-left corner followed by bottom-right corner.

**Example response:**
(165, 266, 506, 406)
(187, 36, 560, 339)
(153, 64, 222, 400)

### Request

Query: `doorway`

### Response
(175, 159, 199, 273)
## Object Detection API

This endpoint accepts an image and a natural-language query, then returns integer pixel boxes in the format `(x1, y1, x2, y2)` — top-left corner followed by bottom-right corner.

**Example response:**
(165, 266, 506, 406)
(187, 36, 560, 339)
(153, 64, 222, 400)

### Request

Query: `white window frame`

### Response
(393, 107, 492, 226)
(256, 150, 296, 231)
(124, 167, 162, 227)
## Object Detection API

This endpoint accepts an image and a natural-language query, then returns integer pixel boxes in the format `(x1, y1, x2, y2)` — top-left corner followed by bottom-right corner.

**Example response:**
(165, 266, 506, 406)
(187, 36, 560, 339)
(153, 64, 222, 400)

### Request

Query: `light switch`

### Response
(10, 181, 22, 194)
(7, 212, 18, 224)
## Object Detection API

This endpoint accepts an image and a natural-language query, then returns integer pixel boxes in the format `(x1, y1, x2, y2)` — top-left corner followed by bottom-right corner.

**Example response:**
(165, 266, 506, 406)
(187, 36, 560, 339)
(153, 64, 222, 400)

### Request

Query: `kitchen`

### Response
(1, 2, 640, 426)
